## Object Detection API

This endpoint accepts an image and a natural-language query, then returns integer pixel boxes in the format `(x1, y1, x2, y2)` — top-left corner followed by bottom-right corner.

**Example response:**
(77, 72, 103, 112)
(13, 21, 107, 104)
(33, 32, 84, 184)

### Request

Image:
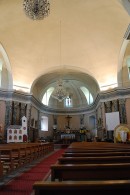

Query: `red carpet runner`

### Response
(0, 149, 65, 195)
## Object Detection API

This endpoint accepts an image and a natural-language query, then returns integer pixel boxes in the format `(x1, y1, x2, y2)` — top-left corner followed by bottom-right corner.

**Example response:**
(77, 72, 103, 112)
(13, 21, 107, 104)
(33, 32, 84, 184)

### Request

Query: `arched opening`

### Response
(0, 43, 13, 90)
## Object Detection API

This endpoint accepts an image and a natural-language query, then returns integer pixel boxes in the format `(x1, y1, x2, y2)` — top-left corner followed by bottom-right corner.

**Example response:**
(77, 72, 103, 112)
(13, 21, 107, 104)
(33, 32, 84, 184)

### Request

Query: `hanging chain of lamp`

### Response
(52, 21, 67, 102)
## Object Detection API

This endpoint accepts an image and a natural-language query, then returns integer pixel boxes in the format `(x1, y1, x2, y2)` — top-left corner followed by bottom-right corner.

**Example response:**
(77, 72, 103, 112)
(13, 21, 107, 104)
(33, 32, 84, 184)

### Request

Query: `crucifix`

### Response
(66, 115, 72, 129)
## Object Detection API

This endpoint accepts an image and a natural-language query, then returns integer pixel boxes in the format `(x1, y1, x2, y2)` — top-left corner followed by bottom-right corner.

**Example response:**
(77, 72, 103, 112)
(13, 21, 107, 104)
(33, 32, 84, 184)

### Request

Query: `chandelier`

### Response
(23, 0, 50, 20)
(52, 79, 67, 102)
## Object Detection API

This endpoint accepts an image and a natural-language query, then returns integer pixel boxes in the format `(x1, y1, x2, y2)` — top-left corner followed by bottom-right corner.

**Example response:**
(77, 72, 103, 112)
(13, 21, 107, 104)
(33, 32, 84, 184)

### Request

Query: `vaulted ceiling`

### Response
(0, 0, 130, 107)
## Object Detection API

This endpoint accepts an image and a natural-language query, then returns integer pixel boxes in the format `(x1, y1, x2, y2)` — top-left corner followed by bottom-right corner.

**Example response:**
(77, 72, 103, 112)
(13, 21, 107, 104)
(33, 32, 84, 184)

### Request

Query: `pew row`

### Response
(33, 180, 130, 195)
(0, 161, 3, 179)
(63, 151, 130, 157)
(51, 163, 130, 181)
(65, 148, 130, 153)
(68, 142, 130, 149)
(0, 142, 54, 180)
(58, 156, 130, 164)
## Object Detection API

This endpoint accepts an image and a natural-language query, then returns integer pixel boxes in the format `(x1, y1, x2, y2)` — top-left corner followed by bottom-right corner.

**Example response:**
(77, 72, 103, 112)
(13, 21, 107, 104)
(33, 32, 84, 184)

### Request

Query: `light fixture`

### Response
(23, 0, 50, 20)
(52, 79, 67, 102)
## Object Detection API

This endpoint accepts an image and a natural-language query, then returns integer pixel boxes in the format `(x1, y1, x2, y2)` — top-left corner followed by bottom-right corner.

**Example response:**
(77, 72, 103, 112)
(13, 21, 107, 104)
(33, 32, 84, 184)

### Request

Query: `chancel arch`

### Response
(31, 70, 100, 110)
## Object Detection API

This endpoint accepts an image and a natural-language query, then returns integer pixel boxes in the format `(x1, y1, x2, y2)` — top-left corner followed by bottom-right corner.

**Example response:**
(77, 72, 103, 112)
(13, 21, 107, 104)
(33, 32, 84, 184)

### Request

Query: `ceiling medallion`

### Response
(23, 0, 50, 20)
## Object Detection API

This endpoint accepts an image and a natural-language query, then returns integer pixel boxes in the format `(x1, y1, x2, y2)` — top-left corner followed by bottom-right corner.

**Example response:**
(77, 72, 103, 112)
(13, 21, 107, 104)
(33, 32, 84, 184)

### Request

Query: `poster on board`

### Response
(105, 112, 120, 131)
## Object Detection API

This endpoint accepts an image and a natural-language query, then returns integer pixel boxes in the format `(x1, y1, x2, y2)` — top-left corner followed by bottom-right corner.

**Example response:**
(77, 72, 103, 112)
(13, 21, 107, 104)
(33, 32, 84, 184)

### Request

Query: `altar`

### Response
(61, 133, 75, 140)
(53, 130, 80, 143)
(61, 133, 76, 144)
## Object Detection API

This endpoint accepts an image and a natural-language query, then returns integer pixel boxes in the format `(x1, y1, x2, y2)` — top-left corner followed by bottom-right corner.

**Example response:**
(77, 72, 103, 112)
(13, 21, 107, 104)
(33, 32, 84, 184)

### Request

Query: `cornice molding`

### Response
(0, 87, 130, 115)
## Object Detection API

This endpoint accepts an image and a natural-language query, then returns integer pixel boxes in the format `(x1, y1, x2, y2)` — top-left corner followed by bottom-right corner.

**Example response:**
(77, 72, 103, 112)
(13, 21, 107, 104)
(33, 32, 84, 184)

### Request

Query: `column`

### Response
(26, 103, 32, 140)
(119, 99, 127, 124)
(4, 101, 12, 139)
(38, 110, 41, 130)
(104, 101, 112, 113)
(20, 103, 27, 118)
(104, 101, 112, 140)
(112, 100, 118, 112)
(13, 101, 19, 125)
(80, 114, 84, 129)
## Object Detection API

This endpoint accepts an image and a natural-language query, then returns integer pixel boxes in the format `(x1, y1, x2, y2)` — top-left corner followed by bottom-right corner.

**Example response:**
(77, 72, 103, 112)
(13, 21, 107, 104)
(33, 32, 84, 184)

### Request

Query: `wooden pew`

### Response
(0, 142, 54, 166)
(51, 163, 130, 181)
(0, 148, 15, 175)
(64, 141, 130, 157)
(68, 142, 130, 149)
(65, 148, 130, 153)
(58, 156, 130, 164)
(63, 151, 130, 157)
(0, 142, 54, 179)
(42, 142, 54, 155)
(0, 160, 3, 180)
(33, 142, 130, 194)
(33, 180, 130, 195)
(0, 144, 28, 168)
(66, 142, 130, 152)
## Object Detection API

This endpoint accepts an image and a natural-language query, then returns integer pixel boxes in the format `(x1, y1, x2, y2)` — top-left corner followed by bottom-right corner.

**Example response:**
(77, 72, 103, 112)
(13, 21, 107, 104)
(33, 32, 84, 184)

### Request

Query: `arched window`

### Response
(42, 87, 54, 106)
(80, 86, 93, 105)
(41, 116, 48, 131)
(65, 95, 73, 107)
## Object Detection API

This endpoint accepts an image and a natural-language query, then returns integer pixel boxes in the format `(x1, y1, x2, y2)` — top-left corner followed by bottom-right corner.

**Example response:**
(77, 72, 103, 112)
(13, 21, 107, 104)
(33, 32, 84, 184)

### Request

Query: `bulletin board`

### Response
(105, 112, 120, 131)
